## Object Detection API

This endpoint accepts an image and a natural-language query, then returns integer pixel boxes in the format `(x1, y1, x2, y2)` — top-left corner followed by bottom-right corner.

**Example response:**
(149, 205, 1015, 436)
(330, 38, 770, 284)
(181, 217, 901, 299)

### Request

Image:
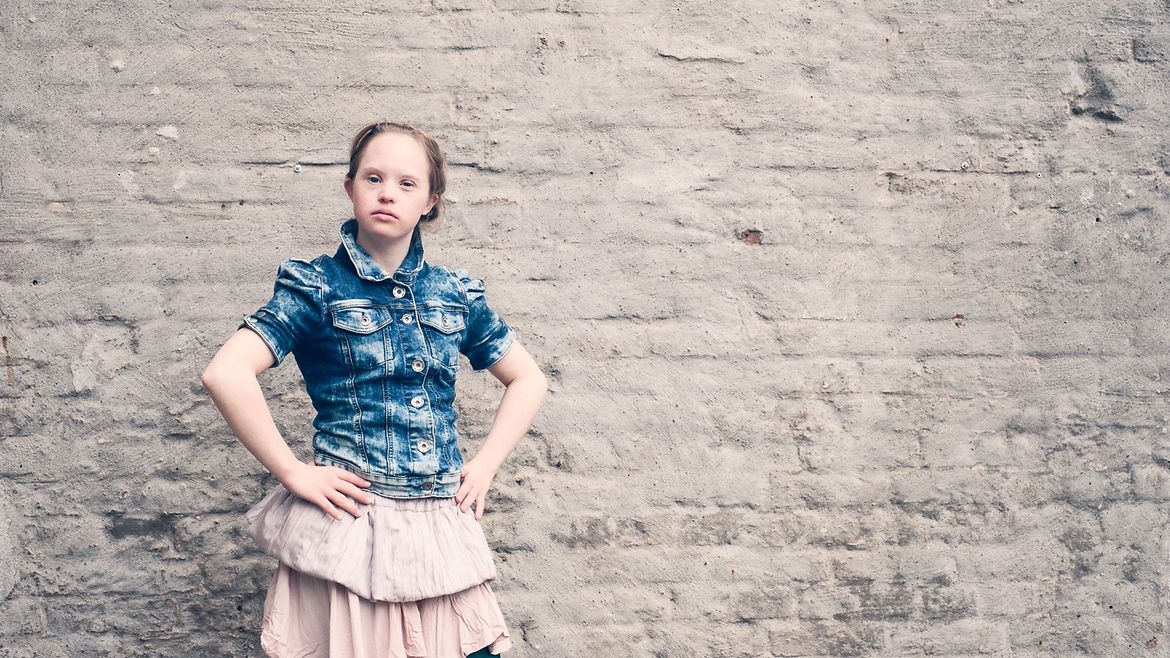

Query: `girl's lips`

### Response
(372, 212, 397, 220)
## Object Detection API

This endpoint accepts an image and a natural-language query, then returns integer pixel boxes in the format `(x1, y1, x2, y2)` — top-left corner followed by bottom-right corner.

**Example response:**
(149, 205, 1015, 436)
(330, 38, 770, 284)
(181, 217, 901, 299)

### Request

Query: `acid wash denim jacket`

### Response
(238, 217, 516, 499)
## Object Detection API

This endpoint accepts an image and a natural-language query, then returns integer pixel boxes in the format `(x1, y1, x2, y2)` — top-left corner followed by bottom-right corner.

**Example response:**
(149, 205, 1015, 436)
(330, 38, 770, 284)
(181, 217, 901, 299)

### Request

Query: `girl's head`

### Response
(343, 122, 447, 243)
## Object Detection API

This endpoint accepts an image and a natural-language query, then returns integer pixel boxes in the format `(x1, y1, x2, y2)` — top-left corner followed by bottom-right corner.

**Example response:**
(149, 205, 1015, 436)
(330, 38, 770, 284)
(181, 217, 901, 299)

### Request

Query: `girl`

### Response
(201, 121, 549, 657)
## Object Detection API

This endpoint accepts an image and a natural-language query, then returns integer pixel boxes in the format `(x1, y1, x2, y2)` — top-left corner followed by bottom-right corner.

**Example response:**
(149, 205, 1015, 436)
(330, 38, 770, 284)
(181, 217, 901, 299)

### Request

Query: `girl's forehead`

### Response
(359, 134, 428, 176)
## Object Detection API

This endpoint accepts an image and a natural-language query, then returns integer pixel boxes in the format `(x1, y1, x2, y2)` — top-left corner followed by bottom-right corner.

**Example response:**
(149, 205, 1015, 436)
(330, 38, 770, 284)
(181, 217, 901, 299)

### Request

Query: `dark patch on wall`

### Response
(1068, 62, 1124, 122)
(107, 513, 179, 540)
(736, 228, 763, 244)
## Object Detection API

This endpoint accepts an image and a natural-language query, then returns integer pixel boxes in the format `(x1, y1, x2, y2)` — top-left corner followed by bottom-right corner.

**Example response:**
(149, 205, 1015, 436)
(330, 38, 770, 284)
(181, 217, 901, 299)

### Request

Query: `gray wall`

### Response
(2, 1, 1169, 656)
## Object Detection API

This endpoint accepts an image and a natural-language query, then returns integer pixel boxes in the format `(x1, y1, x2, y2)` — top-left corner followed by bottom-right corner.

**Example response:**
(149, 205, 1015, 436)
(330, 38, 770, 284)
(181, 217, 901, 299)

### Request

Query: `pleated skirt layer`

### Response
(245, 483, 513, 657)
(260, 562, 512, 658)
(245, 483, 499, 603)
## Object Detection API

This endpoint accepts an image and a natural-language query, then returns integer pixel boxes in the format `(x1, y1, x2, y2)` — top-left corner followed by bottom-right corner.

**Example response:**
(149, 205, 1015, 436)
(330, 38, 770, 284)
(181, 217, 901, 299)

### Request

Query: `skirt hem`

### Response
(258, 557, 513, 657)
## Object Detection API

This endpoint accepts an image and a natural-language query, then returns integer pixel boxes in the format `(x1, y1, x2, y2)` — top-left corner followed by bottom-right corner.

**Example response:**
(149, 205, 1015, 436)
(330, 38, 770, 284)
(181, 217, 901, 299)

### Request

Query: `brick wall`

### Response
(1, 1, 1168, 656)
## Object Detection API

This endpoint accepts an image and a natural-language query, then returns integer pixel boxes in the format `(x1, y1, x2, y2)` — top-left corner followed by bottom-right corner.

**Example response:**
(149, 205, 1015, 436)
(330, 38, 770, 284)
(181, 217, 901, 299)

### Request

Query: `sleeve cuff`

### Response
(466, 326, 516, 371)
(239, 311, 291, 367)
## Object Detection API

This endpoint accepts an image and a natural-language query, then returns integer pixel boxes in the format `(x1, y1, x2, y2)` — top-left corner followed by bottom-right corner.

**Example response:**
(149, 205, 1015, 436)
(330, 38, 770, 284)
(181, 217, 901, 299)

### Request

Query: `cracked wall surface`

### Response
(2, 1, 1170, 656)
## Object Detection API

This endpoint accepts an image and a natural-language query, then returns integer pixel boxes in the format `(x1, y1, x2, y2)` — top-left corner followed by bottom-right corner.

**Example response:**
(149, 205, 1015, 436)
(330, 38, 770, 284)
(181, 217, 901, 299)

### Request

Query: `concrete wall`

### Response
(2, 1, 1169, 656)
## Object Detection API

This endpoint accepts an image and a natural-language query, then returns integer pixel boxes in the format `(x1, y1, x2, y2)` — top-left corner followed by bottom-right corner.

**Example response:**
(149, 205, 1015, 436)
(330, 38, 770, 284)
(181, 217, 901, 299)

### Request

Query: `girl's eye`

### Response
(367, 175, 380, 184)
(402, 180, 415, 188)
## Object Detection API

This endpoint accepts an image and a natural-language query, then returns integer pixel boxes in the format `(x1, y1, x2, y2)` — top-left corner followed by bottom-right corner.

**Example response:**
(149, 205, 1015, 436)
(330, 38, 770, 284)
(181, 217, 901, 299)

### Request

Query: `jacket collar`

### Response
(335, 217, 424, 284)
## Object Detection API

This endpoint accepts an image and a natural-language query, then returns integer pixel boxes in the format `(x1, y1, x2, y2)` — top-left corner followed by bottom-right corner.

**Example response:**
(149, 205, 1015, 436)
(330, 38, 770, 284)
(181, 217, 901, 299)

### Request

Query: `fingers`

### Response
(292, 465, 375, 520)
(340, 480, 375, 505)
(322, 467, 374, 511)
(316, 474, 364, 519)
(457, 483, 487, 519)
(331, 469, 373, 506)
(336, 468, 372, 490)
(314, 495, 342, 521)
(312, 487, 370, 520)
(323, 488, 364, 518)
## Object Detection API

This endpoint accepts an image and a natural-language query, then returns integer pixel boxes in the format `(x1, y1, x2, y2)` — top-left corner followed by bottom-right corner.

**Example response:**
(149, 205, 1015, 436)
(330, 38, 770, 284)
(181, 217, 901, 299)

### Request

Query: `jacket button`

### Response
(412, 358, 424, 372)
(392, 287, 406, 298)
(441, 316, 450, 327)
(411, 396, 424, 408)
(360, 314, 371, 325)
(418, 440, 431, 453)
(402, 313, 413, 324)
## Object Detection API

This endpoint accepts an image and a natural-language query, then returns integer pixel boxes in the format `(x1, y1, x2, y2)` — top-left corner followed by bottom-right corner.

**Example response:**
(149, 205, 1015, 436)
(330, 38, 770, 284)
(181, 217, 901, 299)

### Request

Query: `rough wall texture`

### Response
(2, 1, 1169, 656)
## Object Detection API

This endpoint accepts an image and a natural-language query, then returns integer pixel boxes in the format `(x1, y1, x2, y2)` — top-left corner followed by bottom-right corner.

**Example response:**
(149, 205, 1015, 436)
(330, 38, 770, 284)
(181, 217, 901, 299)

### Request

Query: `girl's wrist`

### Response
(470, 452, 502, 474)
(271, 455, 304, 483)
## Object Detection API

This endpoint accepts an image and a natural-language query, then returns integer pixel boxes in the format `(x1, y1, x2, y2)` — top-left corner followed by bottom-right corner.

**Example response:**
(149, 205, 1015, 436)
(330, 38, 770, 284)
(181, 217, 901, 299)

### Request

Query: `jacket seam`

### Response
(448, 267, 473, 355)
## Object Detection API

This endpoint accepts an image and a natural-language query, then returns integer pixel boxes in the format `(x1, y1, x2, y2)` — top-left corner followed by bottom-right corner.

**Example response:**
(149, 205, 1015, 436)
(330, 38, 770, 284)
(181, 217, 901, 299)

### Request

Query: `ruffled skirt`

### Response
(244, 483, 513, 657)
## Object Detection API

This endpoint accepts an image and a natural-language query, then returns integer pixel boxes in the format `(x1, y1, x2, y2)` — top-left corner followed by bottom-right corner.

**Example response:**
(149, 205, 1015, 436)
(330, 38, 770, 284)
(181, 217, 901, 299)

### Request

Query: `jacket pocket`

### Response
(330, 303, 393, 369)
(417, 304, 466, 369)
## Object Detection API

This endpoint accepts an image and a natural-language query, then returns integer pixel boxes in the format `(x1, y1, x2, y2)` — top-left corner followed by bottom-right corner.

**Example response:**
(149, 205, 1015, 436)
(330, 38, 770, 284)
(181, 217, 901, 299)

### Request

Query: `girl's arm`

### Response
(201, 328, 373, 519)
(455, 340, 549, 519)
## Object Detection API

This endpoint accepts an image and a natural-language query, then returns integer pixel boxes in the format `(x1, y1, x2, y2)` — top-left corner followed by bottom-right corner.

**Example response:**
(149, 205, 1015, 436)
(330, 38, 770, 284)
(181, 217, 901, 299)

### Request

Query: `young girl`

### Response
(201, 121, 549, 658)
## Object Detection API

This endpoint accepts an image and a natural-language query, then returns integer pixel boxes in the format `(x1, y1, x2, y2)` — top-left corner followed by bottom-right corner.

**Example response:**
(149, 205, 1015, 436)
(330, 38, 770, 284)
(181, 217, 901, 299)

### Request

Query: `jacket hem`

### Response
(313, 453, 461, 498)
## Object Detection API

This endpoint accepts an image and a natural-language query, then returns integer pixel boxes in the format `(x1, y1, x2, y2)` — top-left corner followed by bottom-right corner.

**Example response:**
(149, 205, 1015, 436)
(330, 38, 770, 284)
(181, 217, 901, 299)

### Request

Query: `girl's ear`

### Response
(343, 177, 353, 201)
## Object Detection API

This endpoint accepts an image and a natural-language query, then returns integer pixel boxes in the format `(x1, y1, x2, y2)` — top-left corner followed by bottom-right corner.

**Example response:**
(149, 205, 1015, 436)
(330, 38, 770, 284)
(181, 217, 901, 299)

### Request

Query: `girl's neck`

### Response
(356, 227, 413, 275)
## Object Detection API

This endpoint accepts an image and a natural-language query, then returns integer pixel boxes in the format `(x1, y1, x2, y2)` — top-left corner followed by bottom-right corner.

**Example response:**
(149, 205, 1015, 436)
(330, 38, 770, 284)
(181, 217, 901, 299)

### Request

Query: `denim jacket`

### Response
(238, 217, 516, 498)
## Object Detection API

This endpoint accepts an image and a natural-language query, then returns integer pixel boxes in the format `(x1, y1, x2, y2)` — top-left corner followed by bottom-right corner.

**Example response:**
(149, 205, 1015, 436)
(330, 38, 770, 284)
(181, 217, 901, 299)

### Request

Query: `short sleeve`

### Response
(455, 269, 516, 371)
(237, 258, 325, 367)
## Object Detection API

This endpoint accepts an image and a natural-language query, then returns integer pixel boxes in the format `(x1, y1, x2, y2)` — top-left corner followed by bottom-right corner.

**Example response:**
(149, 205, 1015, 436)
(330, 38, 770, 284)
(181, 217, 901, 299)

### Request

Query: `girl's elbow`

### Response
(200, 365, 222, 391)
(201, 358, 237, 391)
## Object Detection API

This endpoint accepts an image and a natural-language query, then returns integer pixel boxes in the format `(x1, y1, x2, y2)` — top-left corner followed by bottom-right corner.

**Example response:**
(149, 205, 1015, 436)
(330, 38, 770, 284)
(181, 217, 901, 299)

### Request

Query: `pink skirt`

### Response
(244, 483, 513, 658)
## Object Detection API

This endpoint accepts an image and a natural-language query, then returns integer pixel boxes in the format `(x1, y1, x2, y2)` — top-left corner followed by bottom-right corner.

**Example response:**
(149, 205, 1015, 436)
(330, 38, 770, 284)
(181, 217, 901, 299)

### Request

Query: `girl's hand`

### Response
(455, 457, 498, 521)
(280, 457, 375, 520)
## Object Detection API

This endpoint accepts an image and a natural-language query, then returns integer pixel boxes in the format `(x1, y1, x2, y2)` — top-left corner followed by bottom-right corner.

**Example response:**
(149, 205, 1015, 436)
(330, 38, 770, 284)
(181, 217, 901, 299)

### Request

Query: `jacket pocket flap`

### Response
(417, 306, 466, 334)
(331, 305, 393, 334)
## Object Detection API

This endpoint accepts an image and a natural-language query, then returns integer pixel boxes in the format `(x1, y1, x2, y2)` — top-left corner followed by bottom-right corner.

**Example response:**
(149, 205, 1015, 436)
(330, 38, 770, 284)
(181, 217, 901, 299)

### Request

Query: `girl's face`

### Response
(343, 132, 438, 244)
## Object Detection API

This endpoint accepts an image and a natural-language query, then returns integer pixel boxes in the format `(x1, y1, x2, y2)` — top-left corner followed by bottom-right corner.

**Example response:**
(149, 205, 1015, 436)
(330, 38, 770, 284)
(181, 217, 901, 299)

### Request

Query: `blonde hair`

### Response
(345, 122, 448, 224)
